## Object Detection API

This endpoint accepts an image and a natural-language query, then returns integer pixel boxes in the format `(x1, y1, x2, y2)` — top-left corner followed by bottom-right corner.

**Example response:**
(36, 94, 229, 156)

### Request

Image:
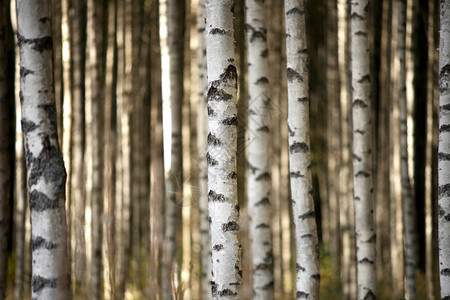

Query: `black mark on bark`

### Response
(287, 68, 303, 82)
(290, 142, 309, 153)
(222, 221, 240, 232)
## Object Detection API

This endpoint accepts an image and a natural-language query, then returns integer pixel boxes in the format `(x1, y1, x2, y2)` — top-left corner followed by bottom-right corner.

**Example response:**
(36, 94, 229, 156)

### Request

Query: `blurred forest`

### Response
(0, 0, 446, 299)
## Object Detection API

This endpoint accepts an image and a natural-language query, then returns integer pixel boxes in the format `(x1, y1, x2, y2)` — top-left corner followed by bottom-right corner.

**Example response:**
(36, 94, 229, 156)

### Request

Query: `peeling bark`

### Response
(16, 0, 71, 298)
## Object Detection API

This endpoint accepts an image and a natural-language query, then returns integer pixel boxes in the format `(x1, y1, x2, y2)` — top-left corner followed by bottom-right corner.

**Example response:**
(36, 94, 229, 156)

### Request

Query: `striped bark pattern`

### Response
(16, 0, 70, 298)
(397, 0, 417, 298)
(205, 0, 242, 298)
(197, 1, 212, 299)
(350, 0, 377, 299)
(0, 2, 11, 297)
(245, 0, 274, 298)
(439, 0, 450, 298)
(284, 0, 320, 298)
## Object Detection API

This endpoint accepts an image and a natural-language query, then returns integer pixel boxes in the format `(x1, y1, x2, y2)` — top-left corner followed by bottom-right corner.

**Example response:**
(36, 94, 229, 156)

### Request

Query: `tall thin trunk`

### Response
(350, 0, 377, 299)
(245, 0, 275, 298)
(162, 0, 185, 297)
(438, 0, 450, 298)
(284, 1, 320, 298)
(0, 2, 12, 298)
(69, 0, 87, 294)
(16, 0, 71, 298)
(338, 0, 356, 297)
(103, 0, 117, 298)
(196, 1, 212, 299)
(150, 0, 164, 297)
(117, 0, 132, 295)
(87, 0, 106, 297)
(398, 0, 418, 298)
(205, 0, 242, 298)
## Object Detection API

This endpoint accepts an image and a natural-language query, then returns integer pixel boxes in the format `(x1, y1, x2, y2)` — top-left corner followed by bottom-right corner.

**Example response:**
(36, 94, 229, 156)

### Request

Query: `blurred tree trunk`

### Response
(196, 1, 212, 298)
(205, 0, 242, 298)
(117, 0, 132, 296)
(350, 0, 377, 298)
(0, 1, 12, 297)
(245, 0, 275, 298)
(16, 0, 71, 298)
(150, 0, 164, 297)
(326, 0, 341, 274)
(69, 0, 87, 294)
(102, 0, 118, 298)
(87, 0, 106, 297)
(438, 0, 450, 298)
(284, 0, 320, 298)
(338, 0, 356, 297)
(398, 0, 418, 298)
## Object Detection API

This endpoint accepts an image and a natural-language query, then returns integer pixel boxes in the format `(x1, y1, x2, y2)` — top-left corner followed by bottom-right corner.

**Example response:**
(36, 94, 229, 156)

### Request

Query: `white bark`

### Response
(350, 0, 377, 299)
(205, 0, 242, 298)
(284, 1, 320, 299)
(245, 0, 274, 298)
(16, 0, 70, 298)
(439, 0, 450, 298)
(197, 1, 212, 299)
(397, 0, 417, 298)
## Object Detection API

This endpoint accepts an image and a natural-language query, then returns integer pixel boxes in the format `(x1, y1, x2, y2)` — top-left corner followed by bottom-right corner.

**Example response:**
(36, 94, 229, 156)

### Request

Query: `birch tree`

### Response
(245, 0, 274, 298)
(350, 0, 377, 299)
(0, 1, 12, 297)
(205, 0, 242, 298)
(398, 0, 417, 298)
(197, 1, 212, 299)
(16, 0, 70, 298)
(284, 0, 320, 298)
(439, 0, 450, 298)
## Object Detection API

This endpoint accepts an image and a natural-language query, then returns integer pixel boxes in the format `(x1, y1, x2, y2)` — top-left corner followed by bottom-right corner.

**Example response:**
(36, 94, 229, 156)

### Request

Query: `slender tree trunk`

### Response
(196, 1, 212, 299)
(245, 0, 275, 298)
(102, 1, 117, 298)
(117, 0, 132, 295)
(150, 0, 164, 297)
(284, 1, 320, 299)
(16, 0, 71, 298)
(350, 0, 377, 299)
(438, 0, 450, 298)
(205, 1, 242, 298)
(69, 0, 87, 294)
(0, 2, 12, 297)
(397, 0, 418, 298)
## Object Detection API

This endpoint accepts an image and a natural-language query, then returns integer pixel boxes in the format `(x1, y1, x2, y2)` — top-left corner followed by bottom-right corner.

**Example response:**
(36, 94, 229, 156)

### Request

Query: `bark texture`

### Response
(350, 0, 377, 299)
(439, 0, 450, 298)
(284, 0, 320, 299)
(245, 0, 274, 298)
(398, 0, 417, 298)
(196, 1, 212, 299)
(205, 0, 242, 298)
(16, 0, 71, 298)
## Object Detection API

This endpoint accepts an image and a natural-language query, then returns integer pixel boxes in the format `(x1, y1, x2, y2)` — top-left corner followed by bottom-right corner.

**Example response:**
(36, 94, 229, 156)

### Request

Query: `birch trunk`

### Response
(397, 0, 417, 298)
(0, 2, 12, 297)
(245, 0, 274, 298)
(439, 0, 450, 298)
(205, 1, 242, 298)
(350, 0, 377, 298)
(16, 0, 71, 298)
(196, 1, 212, 299)
(284, 1, 320, 298)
